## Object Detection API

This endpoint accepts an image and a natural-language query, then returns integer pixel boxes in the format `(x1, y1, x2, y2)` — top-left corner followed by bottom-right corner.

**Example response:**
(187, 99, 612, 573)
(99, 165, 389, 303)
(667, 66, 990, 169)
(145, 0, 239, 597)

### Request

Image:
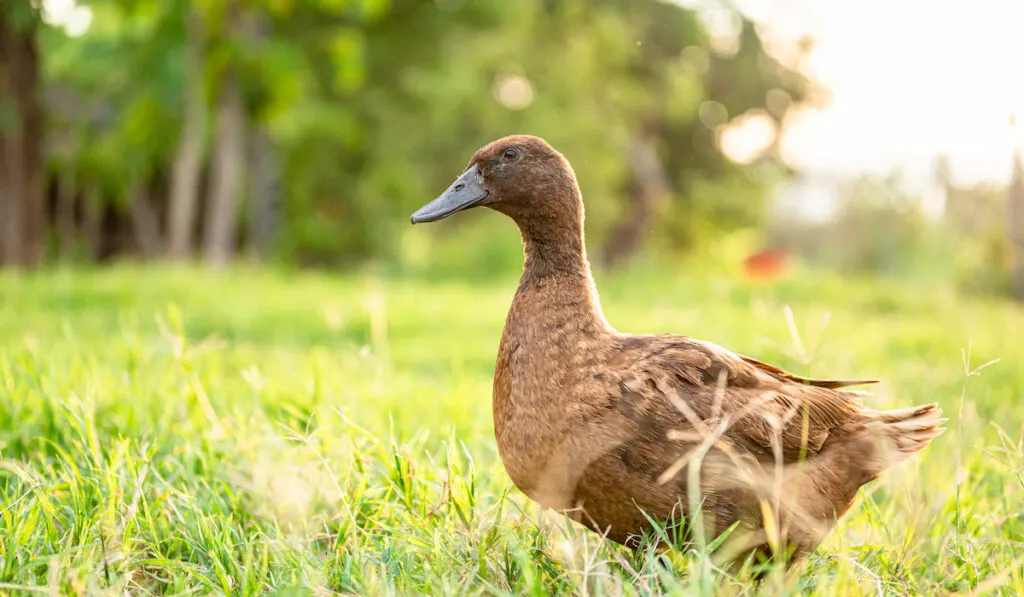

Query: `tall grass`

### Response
(1, 263, 1022, 595)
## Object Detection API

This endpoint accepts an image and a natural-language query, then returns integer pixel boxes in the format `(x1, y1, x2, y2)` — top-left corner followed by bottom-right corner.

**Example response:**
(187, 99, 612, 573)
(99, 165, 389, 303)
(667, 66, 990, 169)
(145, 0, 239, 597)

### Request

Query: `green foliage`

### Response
(1, 0, 42, 32)
(1, 265, 1023, 593)
(769, 171, 1022, 300)
(41, 0, 189, 197)
(944, 182, 1018, 297)
(772, 174, 945, 278)
(36, 0, 806, 265)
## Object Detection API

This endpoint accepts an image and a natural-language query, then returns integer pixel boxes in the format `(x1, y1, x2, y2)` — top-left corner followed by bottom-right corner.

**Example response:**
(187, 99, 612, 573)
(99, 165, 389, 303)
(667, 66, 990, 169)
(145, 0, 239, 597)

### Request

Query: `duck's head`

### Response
(410, 135, 581, 225)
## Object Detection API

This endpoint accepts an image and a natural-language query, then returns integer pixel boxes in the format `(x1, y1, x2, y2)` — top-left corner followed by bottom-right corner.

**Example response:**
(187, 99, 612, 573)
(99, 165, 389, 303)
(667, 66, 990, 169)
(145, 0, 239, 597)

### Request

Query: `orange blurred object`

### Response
(743, 247, 790, 280)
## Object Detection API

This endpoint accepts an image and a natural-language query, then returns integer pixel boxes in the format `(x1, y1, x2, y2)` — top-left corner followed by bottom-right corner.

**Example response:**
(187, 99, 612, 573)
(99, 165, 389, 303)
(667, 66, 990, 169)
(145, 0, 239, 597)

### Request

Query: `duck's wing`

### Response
(614, 336, 870, 462)
(737, 354, 879, 389)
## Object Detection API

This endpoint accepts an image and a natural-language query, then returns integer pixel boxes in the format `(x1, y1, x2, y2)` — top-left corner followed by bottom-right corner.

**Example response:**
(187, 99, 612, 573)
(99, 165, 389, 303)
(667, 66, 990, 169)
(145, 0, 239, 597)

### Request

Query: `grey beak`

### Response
(410, 164, 489, 224)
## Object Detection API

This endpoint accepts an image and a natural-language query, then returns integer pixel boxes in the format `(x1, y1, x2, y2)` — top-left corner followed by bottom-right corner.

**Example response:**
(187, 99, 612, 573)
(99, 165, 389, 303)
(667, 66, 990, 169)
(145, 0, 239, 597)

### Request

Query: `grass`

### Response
(1, 261, 1023, 595)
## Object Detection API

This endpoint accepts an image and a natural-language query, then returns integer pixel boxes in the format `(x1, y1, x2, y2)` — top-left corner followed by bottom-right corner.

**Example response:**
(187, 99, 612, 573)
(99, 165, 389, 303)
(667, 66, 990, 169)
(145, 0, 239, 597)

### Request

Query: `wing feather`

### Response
(738, 354, 879, 389)
(616, 336, 870, 463)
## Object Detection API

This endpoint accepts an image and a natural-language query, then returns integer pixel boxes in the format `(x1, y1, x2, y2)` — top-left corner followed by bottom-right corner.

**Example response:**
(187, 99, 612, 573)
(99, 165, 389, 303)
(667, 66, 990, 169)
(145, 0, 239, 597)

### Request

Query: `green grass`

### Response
(1, 262, 1023, 595)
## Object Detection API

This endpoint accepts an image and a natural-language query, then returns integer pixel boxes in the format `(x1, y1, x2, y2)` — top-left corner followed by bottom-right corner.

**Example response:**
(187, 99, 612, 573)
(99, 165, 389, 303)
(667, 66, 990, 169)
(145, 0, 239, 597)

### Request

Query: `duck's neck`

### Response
(510, 208, 611, 334)
(519, 215, 588, 279)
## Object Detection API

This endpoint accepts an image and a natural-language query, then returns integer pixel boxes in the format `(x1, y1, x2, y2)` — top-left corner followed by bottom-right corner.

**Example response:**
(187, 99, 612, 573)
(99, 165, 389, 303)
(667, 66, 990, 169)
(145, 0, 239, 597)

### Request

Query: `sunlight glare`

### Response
(719, 110, 778, 164)
(689, 0, 1024, 186)
(41, 0, 92, 37)
(492, 74, 535, 111)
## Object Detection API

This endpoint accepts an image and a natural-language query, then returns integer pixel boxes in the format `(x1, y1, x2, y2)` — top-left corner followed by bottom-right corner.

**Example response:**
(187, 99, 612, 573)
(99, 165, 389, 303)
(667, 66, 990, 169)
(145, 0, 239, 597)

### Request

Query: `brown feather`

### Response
(738, 354, 880, 389)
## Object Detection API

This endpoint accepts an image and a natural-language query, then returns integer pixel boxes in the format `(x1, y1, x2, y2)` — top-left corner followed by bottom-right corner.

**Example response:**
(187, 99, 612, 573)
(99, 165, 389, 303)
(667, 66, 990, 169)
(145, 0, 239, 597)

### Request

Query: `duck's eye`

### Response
(502, 147, 520, 161)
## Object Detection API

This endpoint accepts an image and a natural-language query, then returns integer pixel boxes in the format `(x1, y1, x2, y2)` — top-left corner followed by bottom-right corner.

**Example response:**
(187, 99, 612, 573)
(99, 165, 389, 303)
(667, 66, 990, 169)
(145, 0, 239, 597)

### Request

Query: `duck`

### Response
(409, 135, 944, 565)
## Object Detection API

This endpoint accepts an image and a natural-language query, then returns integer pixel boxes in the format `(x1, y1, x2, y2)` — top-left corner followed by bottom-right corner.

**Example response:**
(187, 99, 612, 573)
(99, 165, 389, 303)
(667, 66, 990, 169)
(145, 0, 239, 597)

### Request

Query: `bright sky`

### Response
(723, 0, 1024, 187)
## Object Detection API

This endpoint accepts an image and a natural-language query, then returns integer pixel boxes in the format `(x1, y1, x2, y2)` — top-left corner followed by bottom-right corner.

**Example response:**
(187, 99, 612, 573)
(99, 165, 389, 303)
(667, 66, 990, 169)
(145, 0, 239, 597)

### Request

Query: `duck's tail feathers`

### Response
(866, 402, 946, 467)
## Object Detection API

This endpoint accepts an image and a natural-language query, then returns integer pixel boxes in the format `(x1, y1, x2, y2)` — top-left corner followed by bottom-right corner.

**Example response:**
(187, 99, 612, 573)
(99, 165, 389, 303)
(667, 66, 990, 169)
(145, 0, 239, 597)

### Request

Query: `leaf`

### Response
(315, 0, 352, 16)
(327, 28, 366, 96)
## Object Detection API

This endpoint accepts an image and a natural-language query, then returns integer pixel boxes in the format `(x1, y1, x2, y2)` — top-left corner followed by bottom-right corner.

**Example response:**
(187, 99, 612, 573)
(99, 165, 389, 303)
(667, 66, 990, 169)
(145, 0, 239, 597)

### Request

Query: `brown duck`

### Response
(410, 135, 943, 563)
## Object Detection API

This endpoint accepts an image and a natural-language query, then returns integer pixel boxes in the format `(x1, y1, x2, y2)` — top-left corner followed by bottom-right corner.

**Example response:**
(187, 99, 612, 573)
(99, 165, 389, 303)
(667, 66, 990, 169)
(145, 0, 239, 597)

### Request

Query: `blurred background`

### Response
(1, 0, 1023, 299)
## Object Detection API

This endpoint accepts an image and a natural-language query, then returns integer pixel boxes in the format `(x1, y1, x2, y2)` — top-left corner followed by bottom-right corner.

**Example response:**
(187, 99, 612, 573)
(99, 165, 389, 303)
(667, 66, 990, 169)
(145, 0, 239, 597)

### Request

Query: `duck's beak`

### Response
(410, 164, 489, 224)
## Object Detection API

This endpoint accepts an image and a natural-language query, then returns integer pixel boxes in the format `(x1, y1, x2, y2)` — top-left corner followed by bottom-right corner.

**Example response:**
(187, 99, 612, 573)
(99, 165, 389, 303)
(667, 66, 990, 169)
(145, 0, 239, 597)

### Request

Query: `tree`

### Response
(19, 0, 811, 270)
(167, 7, 206, 260)
(0, 3, 45, 267)
(202, 63, 247, 267)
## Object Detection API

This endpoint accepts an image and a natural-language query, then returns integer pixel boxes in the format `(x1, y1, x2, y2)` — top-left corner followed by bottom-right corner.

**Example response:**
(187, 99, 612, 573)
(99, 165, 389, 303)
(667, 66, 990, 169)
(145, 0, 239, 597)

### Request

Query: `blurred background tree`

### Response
(1, 0, 807, 267)
(1, 0, 45, 267)
(2, 0, 1023, 301)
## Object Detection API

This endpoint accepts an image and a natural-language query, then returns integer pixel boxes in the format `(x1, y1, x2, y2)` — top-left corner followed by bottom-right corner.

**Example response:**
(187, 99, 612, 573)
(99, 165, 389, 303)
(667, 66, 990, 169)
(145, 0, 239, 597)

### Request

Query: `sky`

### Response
(43, 0, 1024, 191)
(723, 0, 1024, 188)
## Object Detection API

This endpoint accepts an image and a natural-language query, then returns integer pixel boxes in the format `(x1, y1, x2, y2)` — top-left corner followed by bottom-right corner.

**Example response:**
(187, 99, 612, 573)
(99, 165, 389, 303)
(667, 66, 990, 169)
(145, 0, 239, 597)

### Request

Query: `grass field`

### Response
(1, 263, 1023, 595)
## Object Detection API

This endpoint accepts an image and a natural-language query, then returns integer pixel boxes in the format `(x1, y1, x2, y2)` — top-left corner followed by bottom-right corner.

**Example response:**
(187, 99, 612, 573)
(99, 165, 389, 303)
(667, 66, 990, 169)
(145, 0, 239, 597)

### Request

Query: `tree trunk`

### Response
(0, 12, 44, 268)
(247, 126, 280, 258)
(56, 168, 77, 260)
(244, 10, 279, 260)
(82, 187, 103, 260)
(202, 67, 247, 267)
(166, 9, 206, 260)
(129, 182, 163, 258)
(1009, 148, 1024, 301)
(600, 135, 670, 269)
